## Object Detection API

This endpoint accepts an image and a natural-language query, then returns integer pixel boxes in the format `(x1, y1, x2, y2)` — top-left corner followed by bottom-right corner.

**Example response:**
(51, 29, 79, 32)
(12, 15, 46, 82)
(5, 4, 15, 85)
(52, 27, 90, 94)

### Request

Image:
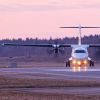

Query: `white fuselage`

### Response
(69, 45, 90, 66)
(72, 47, 88, 60)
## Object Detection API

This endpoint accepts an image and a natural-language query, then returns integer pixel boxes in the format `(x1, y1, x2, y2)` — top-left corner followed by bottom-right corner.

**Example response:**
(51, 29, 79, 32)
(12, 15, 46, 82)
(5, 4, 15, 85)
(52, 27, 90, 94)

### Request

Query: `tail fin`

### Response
(60, 25, 100, 46)
(79, 25, 82, 45)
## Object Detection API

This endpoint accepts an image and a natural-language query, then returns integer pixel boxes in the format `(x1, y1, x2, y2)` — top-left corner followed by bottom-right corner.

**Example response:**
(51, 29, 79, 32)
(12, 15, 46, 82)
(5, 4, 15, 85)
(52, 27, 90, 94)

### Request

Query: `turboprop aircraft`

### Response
(60, 25, 100, 68)
(2, 25, 100, 70)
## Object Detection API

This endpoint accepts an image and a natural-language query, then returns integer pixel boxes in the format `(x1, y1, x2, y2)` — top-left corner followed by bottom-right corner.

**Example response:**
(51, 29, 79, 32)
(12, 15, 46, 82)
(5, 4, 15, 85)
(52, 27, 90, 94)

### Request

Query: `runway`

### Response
(0, 67, 100, 80)
(0, 67, 100, 97)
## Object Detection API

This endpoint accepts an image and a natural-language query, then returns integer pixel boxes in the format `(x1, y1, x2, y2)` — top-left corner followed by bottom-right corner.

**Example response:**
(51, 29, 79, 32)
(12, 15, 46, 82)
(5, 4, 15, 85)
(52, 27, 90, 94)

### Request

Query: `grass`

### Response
(0, 74, 100, 88)
(0, 90, 100, 100)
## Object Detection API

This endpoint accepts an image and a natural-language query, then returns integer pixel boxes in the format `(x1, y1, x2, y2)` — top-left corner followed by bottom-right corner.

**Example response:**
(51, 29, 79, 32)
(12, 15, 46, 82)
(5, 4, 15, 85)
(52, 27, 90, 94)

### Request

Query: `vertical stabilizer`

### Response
(78, 25, 82, 46)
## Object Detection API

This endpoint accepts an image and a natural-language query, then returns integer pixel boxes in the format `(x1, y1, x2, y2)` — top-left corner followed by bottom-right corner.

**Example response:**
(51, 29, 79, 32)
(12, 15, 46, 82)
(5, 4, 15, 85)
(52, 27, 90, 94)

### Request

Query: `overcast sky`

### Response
(0, 0, 100, 39)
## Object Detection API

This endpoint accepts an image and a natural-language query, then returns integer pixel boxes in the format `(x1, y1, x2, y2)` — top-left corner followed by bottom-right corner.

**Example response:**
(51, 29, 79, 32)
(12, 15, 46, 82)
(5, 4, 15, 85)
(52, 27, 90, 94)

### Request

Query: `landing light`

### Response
(77, 61, 81, 65)
(72, 60, 76, 64)
(83, 60, 87, 64)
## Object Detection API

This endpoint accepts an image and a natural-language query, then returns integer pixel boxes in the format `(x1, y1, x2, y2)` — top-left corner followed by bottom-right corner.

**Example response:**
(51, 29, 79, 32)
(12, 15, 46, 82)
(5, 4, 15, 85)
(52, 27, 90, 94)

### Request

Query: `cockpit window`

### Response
(74, 50, 86, 53)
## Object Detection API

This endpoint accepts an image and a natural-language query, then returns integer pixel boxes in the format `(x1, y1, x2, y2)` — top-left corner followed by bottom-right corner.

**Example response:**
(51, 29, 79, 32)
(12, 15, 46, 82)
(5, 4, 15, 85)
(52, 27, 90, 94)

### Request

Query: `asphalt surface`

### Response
(0, 67, 100, 95)
(0, 67, 100, 79)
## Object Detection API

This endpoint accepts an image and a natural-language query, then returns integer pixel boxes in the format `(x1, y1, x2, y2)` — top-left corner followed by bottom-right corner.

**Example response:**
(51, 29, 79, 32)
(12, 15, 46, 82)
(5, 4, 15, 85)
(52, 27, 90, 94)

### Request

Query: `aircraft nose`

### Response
(73, 53, 88, 59)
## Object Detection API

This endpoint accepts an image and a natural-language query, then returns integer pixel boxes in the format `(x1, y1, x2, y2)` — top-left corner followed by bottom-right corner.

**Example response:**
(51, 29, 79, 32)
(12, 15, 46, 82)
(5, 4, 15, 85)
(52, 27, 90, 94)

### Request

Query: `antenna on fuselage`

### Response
(60, 25, 100, 46)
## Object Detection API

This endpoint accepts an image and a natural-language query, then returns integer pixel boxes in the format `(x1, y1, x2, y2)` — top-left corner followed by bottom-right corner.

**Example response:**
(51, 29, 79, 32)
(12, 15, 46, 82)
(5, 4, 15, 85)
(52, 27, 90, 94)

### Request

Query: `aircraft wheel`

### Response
(66, 62, 68, 67)
(91, 61, 94, 67)
(90, 61, 94, 67)
(66, 61, 70, 67)
(68, 61, 70, 67)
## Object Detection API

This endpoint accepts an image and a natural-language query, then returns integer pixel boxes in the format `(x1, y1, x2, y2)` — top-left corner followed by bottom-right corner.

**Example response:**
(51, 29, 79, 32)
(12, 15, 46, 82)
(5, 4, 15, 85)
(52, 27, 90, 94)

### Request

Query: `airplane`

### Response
(60, 25, 100, 68)
(2, 25, 100, 70)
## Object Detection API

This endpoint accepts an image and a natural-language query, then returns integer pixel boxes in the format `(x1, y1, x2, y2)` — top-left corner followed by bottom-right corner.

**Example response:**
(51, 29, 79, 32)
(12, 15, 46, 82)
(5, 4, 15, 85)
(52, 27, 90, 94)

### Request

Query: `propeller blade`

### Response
(47, 48, 54, 55)
(59, 49, 65, 55)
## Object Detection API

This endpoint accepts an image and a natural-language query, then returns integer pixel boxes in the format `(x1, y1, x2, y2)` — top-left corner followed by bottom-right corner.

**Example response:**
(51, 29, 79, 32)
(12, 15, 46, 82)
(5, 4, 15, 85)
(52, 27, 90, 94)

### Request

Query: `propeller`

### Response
(47, 41, 65, 56)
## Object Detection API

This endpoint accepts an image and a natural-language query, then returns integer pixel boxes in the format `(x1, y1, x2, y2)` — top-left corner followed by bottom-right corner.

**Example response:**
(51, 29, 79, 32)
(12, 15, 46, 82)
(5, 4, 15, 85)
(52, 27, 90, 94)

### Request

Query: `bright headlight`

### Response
(77, 61, 81, 65)
(84, 60, 87, 64)
(72, 60, 76, 64)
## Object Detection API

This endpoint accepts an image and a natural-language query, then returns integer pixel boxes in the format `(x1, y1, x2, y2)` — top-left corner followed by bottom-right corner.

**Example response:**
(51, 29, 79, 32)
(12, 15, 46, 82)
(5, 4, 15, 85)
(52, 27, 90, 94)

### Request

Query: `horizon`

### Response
(0, 34, 99, 40)
(0, 0, 100, 39)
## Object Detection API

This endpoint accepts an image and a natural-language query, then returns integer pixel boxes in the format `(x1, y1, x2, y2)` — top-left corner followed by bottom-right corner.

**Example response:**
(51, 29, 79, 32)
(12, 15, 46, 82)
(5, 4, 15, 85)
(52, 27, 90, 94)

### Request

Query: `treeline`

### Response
(0, 34, 100, 60)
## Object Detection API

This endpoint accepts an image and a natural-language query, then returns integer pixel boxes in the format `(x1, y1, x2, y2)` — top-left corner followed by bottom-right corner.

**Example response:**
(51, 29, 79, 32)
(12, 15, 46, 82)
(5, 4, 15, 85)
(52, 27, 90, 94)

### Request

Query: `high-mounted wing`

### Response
(2, 43, 100, 48)
(2, 43, 53, 47)
(89, 44, 100, 47)
(2, 43, 71, 55)
(2, 43, 71, 48)
(59, 44, 71, 47)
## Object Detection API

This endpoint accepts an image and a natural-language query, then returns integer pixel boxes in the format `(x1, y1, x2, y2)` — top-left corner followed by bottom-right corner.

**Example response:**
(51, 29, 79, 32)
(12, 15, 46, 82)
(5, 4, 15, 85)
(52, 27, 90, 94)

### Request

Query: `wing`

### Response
(59, 44, 71, 47)
(2, 43, 100, 48)
(2, 43, 71, 48)
(2, 43, 53, 47)
(89, 44, 100, 47)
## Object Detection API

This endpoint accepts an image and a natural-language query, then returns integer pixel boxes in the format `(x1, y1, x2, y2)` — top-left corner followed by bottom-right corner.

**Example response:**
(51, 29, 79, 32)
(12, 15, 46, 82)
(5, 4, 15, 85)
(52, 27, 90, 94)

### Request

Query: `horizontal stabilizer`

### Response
(60, 27, 100, 28)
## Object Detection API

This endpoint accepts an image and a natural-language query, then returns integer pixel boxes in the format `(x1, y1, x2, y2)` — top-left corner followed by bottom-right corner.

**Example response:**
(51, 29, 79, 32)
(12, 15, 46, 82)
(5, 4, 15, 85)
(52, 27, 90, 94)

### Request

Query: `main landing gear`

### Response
(66, 61, 70, 67)
(66, 60, 94, 67)
(90, 61, 94, 67)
